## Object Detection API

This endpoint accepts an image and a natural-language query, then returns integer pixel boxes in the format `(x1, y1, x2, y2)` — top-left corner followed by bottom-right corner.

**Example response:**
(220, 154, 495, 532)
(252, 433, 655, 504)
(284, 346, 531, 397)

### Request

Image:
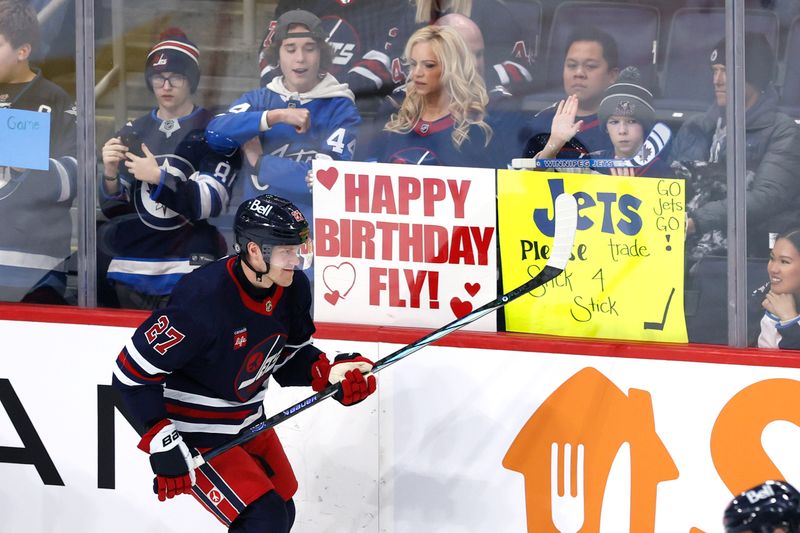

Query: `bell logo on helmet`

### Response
(745, 483, 775, 504)
(249, 199, 274, 217)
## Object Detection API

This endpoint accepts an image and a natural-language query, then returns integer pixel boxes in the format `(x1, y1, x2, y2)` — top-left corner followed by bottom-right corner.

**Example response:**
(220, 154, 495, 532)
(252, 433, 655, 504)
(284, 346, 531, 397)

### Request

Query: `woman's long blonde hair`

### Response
(414, 0, 472, 23)
(385, 25, 491, 149)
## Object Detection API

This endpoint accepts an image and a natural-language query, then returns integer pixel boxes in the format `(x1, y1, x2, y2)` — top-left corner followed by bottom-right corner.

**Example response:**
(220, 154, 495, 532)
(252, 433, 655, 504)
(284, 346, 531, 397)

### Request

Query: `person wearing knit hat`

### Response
(144, 27, 201, 94)
(98, 27, 240, 310)
(669, 31, 800, 344)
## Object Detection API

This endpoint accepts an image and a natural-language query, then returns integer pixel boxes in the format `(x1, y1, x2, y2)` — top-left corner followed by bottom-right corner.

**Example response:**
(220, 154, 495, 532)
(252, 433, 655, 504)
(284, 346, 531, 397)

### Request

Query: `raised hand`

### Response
(548, 94, 584, 151)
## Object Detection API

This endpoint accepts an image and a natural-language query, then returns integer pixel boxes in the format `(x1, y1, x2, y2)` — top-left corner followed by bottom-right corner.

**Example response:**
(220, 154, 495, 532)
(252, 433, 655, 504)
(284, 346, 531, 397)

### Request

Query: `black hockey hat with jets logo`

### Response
(145, 27, 201, 93)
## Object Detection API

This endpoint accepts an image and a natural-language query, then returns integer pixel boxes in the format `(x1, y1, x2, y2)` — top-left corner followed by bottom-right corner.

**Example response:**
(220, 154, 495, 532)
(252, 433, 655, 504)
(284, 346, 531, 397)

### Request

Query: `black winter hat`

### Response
(597, 66, 655, 131)
(145, 28, 201, 93)
(709, 32, 775, 91)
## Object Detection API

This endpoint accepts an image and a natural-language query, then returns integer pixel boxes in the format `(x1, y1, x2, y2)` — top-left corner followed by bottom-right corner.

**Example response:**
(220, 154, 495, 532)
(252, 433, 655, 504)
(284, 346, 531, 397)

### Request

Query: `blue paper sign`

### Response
(0, 108, 51, 170)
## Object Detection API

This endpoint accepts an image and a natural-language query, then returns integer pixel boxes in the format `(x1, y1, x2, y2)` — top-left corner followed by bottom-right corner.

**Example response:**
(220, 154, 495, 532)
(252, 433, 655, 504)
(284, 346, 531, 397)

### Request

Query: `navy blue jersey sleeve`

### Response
(112, 305, 213, 428)
(151, 134, 241, 220)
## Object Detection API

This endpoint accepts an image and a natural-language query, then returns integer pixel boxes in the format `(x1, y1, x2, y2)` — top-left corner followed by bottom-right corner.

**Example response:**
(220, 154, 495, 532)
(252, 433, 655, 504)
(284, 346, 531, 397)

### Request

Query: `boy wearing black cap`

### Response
(207, 9, 360, 230)
(99, 28, 241, 309)
(0, 0, 77, 304)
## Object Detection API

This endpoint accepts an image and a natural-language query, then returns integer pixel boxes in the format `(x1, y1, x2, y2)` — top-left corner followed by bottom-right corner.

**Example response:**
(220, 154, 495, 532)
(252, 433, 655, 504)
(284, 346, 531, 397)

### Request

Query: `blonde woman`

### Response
(374, 25, 492, 166)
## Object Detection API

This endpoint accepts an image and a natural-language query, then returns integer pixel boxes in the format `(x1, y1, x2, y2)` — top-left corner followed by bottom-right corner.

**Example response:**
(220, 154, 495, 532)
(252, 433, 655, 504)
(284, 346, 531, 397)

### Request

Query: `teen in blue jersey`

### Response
(520, 26, 619, 160)
(112, 194, 376, 532)
(372, 25, 492, 167)
(100, 29, 239, 309)
(207, 9, 361, 227)
(0, 0, 78, 304)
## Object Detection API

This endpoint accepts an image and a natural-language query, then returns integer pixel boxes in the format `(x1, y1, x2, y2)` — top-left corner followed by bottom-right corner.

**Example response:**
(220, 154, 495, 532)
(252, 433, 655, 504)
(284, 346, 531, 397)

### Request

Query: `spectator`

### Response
(671, 33, 800, 260)
(530, 66, 672, 177)
(0, 0, 77, 304)
(259, 1, 418, 101)
(414, 0, 535, 97)
(371, 25, 492, 167)
(99, 28, 239, 310)
(521, 26, 619, 160)
(752, 229, 800, 349)
(723, 479, 800, 532)
(111, 194, 377, 531)
(207, 9, 360, 228)
(672, 33, 800, 344)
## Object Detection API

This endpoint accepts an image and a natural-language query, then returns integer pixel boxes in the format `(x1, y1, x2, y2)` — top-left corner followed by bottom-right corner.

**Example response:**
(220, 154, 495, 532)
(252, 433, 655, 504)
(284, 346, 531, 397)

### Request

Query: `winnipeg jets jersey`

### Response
(260, 0, 418, 95)
(206, 74, 360, 224)
(101, 107, 240, 296)
(372, 115, 491, 168)
(112, 257, 323, 448)
(0, 73, 77, 300)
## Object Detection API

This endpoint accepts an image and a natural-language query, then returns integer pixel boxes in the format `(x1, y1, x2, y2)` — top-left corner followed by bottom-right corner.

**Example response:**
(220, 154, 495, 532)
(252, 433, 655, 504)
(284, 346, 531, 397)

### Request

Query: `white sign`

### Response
(312, 160, 498, 331)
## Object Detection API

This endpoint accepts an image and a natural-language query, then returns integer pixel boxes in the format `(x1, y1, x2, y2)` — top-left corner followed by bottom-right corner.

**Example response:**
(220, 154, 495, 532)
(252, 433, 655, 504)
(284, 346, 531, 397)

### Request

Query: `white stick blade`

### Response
(511, 158, 537, 169)
(548, 193, 578, 271)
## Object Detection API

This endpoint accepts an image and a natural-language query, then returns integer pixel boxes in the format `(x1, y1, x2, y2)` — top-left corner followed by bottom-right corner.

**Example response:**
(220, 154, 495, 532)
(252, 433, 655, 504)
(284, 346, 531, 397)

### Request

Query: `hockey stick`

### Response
(189, 193, 578, 469)
(511, 122, 671, 170)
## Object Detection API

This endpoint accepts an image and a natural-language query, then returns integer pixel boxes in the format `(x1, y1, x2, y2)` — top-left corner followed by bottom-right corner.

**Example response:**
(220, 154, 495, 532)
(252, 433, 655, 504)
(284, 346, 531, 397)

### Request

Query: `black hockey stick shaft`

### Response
(191, 194, 578, 468)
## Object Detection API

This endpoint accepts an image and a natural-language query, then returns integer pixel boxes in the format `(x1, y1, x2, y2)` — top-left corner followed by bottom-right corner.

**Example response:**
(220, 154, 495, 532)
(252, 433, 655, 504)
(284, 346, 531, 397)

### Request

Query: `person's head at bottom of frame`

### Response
(724, 479, 800, 533)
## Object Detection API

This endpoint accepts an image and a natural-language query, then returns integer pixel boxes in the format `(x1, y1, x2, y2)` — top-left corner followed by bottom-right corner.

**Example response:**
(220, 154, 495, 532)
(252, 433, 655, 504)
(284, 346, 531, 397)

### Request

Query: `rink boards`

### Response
(1, 308, 800, 533)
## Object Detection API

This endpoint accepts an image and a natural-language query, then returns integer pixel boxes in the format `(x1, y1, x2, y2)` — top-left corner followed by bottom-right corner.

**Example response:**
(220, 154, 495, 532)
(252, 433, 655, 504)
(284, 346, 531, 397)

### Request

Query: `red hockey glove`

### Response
(138, 419, 197, 501)
(330, 353, 377, 406)
(310, 353, 332, 392)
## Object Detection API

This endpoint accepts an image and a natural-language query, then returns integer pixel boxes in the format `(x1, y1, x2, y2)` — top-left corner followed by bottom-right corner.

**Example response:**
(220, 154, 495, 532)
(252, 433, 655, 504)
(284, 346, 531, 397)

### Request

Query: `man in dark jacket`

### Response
(670, 32, 800, 260)
(670, 33, 800, 344)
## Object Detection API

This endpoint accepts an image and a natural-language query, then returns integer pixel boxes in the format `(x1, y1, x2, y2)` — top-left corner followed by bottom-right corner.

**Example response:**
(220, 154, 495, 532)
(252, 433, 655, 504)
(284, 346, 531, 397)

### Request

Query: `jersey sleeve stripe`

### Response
(126, 338, 170, 375)
(165, 402, 259, 420)
(173, 406, 264, 434)
(116, 349, 166, 384)
(112, 363, 141, 387)
(52, 158, 72, 202)
(164, 387, 266, 408)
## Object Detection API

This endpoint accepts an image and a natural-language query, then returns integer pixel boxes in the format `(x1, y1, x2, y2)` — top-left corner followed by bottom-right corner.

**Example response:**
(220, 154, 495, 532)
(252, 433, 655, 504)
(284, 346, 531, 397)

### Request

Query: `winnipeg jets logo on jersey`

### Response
(234, 333, 287, 401)
(269, 144, 318, 162)
(134, 154, 195, 230)
(321, 15, 359, 69)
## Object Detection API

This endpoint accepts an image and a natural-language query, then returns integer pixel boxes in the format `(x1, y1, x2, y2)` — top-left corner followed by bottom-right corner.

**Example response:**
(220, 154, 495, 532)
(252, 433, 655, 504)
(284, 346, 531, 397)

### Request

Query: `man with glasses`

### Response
(99, 28, 240, 309)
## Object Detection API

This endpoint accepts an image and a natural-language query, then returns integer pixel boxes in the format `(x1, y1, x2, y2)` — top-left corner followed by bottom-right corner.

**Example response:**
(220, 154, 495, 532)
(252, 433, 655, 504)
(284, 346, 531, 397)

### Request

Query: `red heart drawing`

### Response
(464, 282, 480, 297)
(324, 290, 341, 306)
(322, 262, 356, 298)
(316, 167, 339, 190)
(450, 297, 473, 318)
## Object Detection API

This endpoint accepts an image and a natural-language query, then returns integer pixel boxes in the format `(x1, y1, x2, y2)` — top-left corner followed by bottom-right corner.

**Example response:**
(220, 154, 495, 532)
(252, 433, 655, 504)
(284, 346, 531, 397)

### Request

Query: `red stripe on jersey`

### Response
(118, 350, 164, 383)
(165, 402, 257, 420)
(225, 257, 285, 315)
(413, 115, 455, 135)
(579, 118, 600, 132)
(353, 59, 392, 84)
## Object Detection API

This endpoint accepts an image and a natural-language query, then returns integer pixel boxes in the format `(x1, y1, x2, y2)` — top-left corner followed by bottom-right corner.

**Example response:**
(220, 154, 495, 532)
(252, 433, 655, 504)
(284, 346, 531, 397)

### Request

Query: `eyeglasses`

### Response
(150, 74, 188, 88)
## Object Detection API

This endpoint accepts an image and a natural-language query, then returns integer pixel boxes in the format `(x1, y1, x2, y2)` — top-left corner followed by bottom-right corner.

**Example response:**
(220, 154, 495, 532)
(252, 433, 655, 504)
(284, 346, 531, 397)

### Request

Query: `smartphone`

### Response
(119, 131, 145, 157)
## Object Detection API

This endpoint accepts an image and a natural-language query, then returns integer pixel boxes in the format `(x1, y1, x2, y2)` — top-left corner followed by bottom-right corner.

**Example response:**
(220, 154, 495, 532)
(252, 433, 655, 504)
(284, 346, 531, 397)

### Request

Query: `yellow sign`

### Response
(498, 170, 687, 342)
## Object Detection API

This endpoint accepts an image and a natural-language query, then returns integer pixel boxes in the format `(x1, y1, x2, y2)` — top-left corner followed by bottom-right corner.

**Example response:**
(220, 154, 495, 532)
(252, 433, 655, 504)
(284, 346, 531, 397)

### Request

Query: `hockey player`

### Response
(207, 9, 360, 228)
(0, 0, 77, 304)
(723, 480, 800, 533)
(372, 25, 492, 167)
(521, 26, 619, 160)
(99, 28, 240, 309)
(112, 194, 377, 532)
(259, 1, 418, 98)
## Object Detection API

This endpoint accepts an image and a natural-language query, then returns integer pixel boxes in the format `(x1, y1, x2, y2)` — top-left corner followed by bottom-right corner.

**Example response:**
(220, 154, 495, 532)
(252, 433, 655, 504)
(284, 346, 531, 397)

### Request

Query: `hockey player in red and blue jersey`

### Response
(0, 0, 78, 304)
(207, 10, 360, 229)
(100, 29, 240, 309)
(112, 194, 377, 532)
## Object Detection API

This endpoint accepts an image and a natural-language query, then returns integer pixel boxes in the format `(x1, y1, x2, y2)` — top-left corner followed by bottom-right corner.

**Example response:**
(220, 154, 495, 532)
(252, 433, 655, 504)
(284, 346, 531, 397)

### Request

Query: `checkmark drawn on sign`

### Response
(643, 287, 676, 331)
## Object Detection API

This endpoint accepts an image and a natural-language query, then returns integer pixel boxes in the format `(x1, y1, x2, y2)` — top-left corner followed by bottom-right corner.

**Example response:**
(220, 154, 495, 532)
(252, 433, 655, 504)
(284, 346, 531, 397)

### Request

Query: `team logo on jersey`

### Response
(389, 147, 440, 166)
(265, 299, 273, 313)
(419, 122, 430, 134)
(134, 153, 195, 230)
(234, 333, 287, 401)
(233, 327, 248, 350)
(208, 489, 222, 504)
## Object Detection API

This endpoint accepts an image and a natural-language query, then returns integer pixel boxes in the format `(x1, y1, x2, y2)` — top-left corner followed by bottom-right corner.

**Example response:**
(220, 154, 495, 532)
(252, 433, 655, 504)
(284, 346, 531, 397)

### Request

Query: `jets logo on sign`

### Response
(153, 53, 168, 67)
(233, 328, 247, 350)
